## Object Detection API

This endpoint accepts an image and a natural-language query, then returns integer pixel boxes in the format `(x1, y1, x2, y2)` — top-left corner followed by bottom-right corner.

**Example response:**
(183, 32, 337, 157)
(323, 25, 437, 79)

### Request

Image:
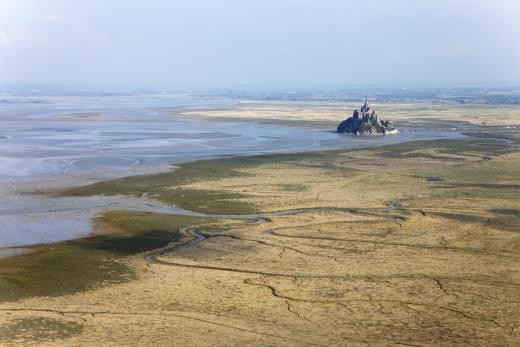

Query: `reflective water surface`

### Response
(0, 94, 463, 250)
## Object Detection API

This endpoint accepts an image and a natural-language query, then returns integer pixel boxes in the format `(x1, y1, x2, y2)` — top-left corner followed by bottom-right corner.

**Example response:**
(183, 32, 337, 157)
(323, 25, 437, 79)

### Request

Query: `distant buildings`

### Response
(337, 99, 397, 135)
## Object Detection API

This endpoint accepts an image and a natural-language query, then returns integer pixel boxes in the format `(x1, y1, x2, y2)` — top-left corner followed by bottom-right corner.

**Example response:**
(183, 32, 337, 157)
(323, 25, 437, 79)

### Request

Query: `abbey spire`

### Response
(337, 100, 398, 135)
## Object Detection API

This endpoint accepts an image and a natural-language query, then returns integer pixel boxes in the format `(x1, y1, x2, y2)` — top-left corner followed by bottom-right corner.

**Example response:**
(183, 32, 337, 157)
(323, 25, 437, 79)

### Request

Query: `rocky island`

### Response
(337, 99, 398, 135)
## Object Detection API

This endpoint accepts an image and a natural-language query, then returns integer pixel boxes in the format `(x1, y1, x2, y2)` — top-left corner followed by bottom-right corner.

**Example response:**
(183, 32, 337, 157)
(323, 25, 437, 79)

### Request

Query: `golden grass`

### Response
(1, 129, 519, 345)
(177, 99, 520, 127)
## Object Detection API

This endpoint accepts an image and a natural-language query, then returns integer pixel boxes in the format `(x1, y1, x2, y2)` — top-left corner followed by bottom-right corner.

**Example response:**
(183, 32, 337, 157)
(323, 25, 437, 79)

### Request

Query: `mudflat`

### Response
(1, 96, 461, 250)
(0, 122, 518, 345)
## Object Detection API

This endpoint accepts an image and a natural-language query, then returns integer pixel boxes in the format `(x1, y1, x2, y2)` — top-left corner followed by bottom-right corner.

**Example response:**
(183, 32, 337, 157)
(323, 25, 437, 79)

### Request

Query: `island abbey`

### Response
(337, 99, 398, 135)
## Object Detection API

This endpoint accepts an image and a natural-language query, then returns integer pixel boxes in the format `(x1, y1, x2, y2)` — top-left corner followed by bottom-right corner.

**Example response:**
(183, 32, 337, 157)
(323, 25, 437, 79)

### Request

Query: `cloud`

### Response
(0, 0, 519, 86)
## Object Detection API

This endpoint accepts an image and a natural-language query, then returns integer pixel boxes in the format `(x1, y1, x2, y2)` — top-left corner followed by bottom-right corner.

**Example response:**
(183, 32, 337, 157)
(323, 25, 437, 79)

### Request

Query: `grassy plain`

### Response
(0, 114, 519, 345)
(177, 99, 520, 127)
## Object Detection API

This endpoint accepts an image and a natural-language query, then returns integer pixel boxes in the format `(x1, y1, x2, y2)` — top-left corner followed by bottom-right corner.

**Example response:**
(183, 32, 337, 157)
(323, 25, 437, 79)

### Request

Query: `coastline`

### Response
(0, 132, 471, 262)
(1, 95, 496, 254)
(0, 131, 486, 263)
(1, 127, 518, 345)
(0, 122, 464, 252)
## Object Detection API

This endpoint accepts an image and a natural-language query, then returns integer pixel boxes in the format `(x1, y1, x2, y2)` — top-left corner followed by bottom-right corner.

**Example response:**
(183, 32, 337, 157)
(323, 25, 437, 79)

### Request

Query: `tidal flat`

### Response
(0, 119, 519, 345)
(0, 95, 462, 249)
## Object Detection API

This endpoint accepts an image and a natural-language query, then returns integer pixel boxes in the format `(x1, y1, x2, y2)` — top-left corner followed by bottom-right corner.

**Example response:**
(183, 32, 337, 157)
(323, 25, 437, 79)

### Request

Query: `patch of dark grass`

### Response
(163, 188, 256, 214)
(0, 317, 83, 343)
(0, 243, 130, 303)
(62, 132, 518, 216)
(489, 209, 520, 217)
(486, 209, 520, 233)
(0, 212, 211, 303)
(371, 137, 511, 160)
(279, 183, 308, 192)
(63, 153, 333, 197)
(486, 218, 520, 233)
(61, 151, 343, 214)
(464, 130, 520, 143)
(431, 212, 485, 224)
(433, 210, 520, 233)
(77, 230, 180, 255)
(439, 183, 520, 190)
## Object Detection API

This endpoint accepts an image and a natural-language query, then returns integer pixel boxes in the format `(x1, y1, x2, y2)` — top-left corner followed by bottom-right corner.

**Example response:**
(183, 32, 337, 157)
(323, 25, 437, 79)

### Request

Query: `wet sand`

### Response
(0, 92, 518, 344)
(0, 95, 464, 251)
(0, 128, 518, 345)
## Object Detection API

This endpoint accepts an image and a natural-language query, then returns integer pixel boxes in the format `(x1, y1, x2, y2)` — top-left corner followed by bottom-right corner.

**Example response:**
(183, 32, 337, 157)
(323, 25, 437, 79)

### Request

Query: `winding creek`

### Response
(0, 95, 467, 256)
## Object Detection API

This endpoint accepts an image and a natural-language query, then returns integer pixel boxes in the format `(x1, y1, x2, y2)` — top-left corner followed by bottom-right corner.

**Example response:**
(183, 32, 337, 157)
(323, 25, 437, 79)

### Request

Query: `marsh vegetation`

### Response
(1, 127, 518, 345)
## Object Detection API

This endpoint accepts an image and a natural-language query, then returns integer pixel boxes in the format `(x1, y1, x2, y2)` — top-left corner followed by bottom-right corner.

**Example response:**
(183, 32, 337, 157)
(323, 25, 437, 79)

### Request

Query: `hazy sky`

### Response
(0, 0, 519, 88)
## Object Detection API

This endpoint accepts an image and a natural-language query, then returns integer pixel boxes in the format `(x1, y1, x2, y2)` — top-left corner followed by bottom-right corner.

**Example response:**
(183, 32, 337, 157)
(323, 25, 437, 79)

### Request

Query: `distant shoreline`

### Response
(0, 127, 465, 257)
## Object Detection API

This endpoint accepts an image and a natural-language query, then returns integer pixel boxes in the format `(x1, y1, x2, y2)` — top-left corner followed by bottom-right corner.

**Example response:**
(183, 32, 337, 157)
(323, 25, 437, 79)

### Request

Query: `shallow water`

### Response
(0, 94, 464, 250)
(426, 176, 446, 182)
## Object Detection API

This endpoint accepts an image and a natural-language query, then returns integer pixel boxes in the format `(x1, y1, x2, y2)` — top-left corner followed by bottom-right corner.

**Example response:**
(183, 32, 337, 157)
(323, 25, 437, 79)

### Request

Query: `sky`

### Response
(0, 0, 519, 88)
